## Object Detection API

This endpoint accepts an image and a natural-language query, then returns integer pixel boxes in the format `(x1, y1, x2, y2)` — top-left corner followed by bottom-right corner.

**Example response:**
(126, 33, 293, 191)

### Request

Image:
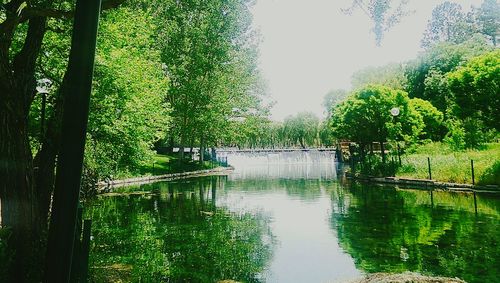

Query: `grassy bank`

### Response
(136, 154, 220, 177)
(397, 143, 500, 185)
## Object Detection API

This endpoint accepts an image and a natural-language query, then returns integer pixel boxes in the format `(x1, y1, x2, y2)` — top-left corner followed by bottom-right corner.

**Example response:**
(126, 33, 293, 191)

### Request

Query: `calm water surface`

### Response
(87, 151, 500, 282)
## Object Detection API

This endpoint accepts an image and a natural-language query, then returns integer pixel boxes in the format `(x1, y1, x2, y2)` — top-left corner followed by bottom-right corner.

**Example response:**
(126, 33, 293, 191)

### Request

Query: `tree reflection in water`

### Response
(86, 177, 274, 282)
(331, 183, 500, 283)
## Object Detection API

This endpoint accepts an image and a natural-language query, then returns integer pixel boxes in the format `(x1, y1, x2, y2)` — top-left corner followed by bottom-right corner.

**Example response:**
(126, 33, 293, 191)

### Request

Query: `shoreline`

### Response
(345, 172, 500, 194)
(96, 166, 234, 191)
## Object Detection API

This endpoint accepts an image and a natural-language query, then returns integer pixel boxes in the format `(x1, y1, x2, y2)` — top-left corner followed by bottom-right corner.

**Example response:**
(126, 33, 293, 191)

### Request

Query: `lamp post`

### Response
(36, 79, 51, 142)
(390, 107, 402, 166)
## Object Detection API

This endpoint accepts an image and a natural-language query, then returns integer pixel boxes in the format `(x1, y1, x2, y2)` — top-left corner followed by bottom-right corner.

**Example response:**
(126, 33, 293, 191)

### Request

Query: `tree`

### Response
(0, 1, 125, 280)
(351, 63, 407, 90)
(323, 89, 348, 118)
(83, 6, 170, 182)
(331, 85, 423, 161)
(475, 0, 500, 46)
(343, 0, 413, 46)
(283, 112, 321, 148)
(405, 36, 493, 111)
(409, 98, 445, 141)
(448, 50, 500, 133)
(158, 0, 261, 161)
(421, 1, 475, 49)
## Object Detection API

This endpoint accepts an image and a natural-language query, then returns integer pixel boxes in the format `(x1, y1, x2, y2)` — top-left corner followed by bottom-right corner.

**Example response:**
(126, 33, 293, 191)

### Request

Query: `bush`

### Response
(479, 161, 500, 186)
(444, 120, 466, 150)
(354, 154, 398, 177)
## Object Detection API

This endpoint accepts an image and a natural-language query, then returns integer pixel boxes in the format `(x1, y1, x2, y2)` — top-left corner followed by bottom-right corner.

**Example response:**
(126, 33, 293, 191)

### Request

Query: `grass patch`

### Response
(397, 142, 500, 185)
(136, 154, 220, 177)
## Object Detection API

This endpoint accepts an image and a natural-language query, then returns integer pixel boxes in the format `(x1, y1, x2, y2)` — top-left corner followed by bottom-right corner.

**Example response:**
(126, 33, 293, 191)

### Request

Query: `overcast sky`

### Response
(250, 0, 483, 121)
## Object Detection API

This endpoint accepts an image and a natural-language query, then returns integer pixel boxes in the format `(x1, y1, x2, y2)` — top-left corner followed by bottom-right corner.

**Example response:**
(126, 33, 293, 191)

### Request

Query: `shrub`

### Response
(479, 161, 500, 185)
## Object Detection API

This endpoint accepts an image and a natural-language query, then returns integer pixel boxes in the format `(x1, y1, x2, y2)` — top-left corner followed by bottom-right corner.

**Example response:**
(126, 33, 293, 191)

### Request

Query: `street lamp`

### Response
(390, 107, 402, 166)
(36, 79, 51, 141)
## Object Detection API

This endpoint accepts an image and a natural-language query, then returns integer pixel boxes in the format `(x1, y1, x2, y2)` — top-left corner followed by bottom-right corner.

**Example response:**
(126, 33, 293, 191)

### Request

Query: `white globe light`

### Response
(390, 107, 400, 117)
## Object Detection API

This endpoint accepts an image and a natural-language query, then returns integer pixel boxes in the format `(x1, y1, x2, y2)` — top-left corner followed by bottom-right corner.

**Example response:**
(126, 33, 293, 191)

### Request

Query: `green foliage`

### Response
(354, 154, 398, 177)
(331, 85, 423, 144)
(86, 179, 273, 282)
(397, 142, 500, 185)
(447, 50, 500, 132)
(405, 35, 493, 111)
(479, 160, 500, 185)
(323, 89, 348, 118)
(283, 112, 321, 148)
(351, 63, 408, 90)
(443, 120, 466, 150)
(333, 183, 500, 282)
(83, 7, 170, 182)
(421, 1, 474, 48)
(410, 98, 445, 141)
(474, 0, 500, 46)
(158, 0, 263, 154)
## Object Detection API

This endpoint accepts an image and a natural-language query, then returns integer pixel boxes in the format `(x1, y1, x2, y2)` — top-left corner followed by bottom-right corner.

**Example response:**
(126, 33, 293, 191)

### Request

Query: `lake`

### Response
(86, 151, 500, 282)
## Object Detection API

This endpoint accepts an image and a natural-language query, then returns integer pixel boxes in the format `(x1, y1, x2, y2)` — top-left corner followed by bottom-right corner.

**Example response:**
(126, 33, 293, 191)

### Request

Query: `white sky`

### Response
(251, 0, 482, 121)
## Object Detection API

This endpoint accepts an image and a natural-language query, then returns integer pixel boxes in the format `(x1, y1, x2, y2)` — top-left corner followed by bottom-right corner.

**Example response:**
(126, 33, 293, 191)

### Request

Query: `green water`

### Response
(86, 162, 500, 283)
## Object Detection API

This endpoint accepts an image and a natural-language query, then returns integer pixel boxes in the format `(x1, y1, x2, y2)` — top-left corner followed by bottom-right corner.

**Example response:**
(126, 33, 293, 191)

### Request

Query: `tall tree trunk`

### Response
(199, 134, 205, 164)
(0, 15, 47, 282)
(33, 89, 64, 228)
(380, 141, 386, 164)
(167, 135, 174, 154)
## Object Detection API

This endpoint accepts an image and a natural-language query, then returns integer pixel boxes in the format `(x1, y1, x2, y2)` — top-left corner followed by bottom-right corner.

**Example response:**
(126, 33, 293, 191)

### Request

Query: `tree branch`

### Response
(22, 0, 127, 20)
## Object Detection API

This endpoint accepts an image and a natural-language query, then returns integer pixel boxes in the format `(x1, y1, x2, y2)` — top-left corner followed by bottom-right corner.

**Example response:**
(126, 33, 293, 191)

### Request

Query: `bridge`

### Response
(215, 148, 337, 153)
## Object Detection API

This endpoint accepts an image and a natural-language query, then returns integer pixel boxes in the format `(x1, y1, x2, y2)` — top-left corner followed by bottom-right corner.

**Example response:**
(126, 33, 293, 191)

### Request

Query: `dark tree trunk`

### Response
(0, 86, 41, 282)
(33, 90, 63, 227)
(380, 141, 386, 164)
(299, 137, 305, 149)
(0, 15, 47, 282)
(167, 135, 174, 154)
(199, 134, 205, 164)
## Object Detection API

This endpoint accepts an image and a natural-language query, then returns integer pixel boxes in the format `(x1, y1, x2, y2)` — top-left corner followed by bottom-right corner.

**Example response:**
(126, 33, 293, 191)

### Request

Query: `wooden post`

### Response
(427, 157, 432, 180)
(471, 160, 475, 185)
(45, 0, 101, 282)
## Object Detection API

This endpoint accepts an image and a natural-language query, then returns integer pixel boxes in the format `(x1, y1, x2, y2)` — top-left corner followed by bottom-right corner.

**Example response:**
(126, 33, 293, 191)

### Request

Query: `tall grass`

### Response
(397, 142, 500, 185)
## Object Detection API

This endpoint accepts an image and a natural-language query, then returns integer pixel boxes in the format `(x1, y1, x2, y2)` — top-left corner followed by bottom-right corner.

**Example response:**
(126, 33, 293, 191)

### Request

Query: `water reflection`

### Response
(87, 177, 274, 282)
(226, 150, 338, 180)
(331, 184, 500, 283)
(87, 152, 500, 283)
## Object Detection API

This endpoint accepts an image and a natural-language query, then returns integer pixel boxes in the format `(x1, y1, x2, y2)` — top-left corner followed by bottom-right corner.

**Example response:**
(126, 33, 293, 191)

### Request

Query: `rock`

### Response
(349, 272, 466, 283)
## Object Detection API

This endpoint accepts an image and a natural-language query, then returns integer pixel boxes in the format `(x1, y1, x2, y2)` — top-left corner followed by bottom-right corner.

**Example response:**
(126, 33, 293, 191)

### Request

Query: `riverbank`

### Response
(348, 272, 466, 283)
(346, 172, 500, 193)
(396, 142, 500, 186)
(97, 166, 234, 190)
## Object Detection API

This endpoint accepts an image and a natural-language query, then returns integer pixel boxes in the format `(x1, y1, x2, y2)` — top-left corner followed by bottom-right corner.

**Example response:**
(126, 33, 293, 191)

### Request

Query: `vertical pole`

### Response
(471, 160, 475, 185)
(45, 0, 101, 282)
(427, 157, 432, 180)
(40, 92, 47, 140)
